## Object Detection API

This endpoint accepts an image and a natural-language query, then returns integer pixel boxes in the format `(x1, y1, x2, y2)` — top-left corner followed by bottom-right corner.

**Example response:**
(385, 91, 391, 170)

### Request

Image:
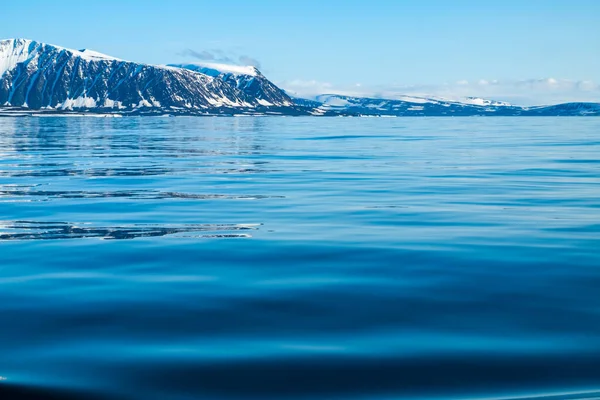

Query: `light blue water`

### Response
(0, 117, 599, 400)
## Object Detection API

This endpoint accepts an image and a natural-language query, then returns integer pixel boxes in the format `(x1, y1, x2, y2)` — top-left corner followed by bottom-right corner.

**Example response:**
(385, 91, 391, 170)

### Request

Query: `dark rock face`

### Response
(0, 39, 287, 111)
(524, 102, 600, 116)
(221, 73, 293, 106)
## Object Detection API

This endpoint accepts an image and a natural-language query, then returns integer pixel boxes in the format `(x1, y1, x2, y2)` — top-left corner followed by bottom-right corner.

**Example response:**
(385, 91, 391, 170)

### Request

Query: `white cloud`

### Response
(278, 77, 600, 106)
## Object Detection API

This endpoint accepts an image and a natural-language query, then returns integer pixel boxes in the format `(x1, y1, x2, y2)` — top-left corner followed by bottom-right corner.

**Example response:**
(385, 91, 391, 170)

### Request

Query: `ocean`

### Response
(0, 116, 599, 400)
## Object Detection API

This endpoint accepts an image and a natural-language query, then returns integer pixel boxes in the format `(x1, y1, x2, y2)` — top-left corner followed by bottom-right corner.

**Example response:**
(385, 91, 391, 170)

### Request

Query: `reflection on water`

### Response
(0, 220, 258, 240)
(0, 186, 283, 201)
(0, 117, 600, 400)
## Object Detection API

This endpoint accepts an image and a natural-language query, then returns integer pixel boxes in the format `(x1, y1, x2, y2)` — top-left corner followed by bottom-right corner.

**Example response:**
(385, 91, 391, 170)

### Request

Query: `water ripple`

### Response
(0, 117, 599, 400)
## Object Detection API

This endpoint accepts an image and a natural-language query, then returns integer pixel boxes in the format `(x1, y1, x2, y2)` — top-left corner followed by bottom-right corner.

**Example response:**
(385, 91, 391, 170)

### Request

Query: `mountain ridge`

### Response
(306, 94, 600, 116)
(1, 39, 598, 117)
(169, 62, 293, 107)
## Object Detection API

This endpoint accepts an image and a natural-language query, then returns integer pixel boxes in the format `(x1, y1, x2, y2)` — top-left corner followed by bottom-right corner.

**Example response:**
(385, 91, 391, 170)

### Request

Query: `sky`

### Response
(2, 0, 599, 105)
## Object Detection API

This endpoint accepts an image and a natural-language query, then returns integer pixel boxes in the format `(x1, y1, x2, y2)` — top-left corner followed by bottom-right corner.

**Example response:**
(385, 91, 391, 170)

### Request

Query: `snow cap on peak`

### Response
(170, 62, 259, 77)
(0, 38, 121, 75)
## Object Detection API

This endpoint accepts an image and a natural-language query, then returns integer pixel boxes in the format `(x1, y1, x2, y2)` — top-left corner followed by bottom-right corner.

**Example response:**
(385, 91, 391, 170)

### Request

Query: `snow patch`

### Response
(395, 96, 437, 104)
(257, 99, 273, 106)
(57, 96, 97, 109)
(137, 99, 152, 108)
(460, 97, 512, 107)
(103, 99, 126, 109)
(317, 95, 350, 107)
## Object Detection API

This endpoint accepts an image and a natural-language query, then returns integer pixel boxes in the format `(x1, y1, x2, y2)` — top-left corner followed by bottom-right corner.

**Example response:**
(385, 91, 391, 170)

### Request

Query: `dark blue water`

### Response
(1, 117, 599, 400)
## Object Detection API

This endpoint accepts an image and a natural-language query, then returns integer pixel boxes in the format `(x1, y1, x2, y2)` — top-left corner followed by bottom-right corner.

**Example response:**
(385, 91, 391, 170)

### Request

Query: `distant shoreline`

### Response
(1, 107, 599, 118)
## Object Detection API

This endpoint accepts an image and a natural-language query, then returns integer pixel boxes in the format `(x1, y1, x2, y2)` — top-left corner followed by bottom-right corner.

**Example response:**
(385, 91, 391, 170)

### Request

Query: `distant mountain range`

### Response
(1, 39, 598, 117)
(305, 94, 600, 116)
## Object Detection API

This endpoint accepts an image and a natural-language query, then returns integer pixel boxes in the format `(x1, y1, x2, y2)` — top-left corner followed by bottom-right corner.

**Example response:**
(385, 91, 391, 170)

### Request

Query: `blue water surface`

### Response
(0, 117, 599, 400)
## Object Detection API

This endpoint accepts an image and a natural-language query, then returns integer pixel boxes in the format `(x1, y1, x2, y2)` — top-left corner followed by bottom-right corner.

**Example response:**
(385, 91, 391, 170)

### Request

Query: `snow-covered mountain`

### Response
(313, 94, 521, 116)
(310, 94, 600, 116)
(169, 62, 293, 107)
(0, 39, 294, 114)
(1, 39, 598, 117)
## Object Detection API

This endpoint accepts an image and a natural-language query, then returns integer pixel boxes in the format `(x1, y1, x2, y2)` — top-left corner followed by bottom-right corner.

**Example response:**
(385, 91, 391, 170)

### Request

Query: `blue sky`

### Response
(3, 0, 599, 104)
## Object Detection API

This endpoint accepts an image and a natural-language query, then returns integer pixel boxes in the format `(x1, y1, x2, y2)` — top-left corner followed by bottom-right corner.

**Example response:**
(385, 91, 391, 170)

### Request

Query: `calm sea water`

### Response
(0, 117, 599, 400)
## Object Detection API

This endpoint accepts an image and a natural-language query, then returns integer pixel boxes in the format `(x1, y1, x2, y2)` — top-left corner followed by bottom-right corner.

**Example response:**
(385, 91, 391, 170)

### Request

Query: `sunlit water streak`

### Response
(0, 117, 599, 400)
